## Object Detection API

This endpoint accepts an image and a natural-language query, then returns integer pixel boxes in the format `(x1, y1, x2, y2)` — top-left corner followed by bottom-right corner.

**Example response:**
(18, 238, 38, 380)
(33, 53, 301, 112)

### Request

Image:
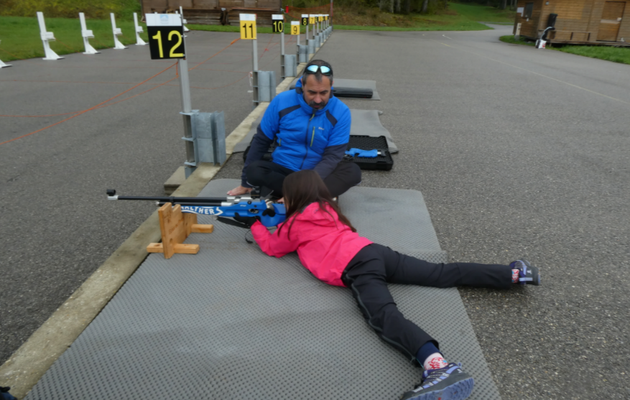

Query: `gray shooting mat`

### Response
(289, 78, 382, 101)
(25, 179, 500, 400)
(232, 109, 398, 154)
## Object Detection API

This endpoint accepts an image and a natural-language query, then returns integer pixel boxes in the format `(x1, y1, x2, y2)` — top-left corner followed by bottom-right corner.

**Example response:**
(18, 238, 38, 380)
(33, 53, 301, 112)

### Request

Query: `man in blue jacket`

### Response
(228, 59, 361, 199)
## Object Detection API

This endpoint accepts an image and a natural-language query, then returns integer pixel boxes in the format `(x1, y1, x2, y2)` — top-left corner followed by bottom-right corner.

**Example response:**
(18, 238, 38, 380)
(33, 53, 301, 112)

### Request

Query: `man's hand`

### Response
(227, 186, 252, 196)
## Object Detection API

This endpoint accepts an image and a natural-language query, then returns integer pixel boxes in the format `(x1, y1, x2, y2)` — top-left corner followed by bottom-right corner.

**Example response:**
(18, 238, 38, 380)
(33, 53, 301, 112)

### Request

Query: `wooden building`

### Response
(141, 0, 282, 26)
(514, 0, 630, 45)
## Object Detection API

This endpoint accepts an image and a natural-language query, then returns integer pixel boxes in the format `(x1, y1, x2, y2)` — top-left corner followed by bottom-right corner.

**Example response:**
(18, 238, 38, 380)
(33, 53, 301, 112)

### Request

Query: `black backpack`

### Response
(0, 387, 16, 400)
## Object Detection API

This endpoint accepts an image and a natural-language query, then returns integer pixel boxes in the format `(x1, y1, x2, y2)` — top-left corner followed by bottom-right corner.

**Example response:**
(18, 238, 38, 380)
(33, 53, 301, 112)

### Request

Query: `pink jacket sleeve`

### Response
(250, 220, 299, 258)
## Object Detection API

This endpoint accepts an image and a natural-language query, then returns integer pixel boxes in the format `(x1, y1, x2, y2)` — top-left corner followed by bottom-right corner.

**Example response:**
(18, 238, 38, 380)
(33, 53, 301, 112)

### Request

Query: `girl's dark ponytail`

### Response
(280, 170, 356, 239)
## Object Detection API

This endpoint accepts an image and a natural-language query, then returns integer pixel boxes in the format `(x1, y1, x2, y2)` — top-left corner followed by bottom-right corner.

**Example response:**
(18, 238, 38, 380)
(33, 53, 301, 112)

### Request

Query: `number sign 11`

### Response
(145, 14, 185, 60)
(240, 14, 257, 40)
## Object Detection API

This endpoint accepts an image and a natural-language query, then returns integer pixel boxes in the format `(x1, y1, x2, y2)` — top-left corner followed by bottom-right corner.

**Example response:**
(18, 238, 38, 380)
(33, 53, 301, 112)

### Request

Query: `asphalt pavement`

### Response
(3, 25, 630, 399)
(0, 30, 284, 366)
(216, 25, 630, 399)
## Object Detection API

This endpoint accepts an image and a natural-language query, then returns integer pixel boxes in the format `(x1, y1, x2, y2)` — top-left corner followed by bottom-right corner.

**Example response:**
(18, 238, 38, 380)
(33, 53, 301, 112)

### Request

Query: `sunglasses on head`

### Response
(304, 65, 332, 75)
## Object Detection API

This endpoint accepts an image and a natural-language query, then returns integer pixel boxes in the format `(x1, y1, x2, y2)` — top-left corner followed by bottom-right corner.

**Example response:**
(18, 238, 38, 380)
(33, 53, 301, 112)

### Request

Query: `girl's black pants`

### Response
(341, 243, 512, 364)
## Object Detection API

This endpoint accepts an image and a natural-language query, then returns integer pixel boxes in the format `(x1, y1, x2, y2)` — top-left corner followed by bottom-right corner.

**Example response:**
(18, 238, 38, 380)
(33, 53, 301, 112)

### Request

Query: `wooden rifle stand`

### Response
(147, 203, 214, 259)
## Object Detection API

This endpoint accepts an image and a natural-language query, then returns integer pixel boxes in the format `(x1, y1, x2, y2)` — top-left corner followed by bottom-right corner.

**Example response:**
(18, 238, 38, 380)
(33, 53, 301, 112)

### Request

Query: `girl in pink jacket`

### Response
(245, 170, 540, 400)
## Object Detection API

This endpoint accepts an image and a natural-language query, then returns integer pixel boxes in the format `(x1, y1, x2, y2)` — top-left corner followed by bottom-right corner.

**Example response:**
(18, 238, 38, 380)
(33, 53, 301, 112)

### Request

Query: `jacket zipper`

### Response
(300, 111, 316, 169)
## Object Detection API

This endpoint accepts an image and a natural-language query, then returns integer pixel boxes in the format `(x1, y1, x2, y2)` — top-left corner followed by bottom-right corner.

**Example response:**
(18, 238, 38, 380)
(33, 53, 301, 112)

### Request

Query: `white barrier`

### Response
(110, 13, 127, 50)
(79, 13, 99, 54)
(133, 13, 146, 45)
(0, 40, 12, 68)
(37, 11, 63, 60)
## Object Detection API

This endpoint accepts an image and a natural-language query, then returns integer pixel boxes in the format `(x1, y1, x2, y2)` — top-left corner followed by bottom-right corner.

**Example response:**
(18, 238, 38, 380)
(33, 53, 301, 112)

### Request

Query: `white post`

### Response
(0, 40, 11, 68)
(110, 13, 127, 49)
(133, 13, 146, 45)
(37, 12, 63, 60)
(240, 13, 258, 107)
(180, 7, 190, 32)
(79, 13, 99, 54)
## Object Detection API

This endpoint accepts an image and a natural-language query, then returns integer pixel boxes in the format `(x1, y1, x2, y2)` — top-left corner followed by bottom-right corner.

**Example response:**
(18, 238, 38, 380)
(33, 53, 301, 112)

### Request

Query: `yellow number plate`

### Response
(240, 21, 257, 40)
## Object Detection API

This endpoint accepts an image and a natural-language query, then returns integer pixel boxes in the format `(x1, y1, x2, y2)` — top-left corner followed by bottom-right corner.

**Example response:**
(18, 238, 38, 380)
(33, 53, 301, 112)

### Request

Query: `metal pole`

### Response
(178, 58, 195, 173)
(281, 31, 285, 56)
(252, 39, 258, 72)
(179, 59, 192, 113)
(281, 31, 285, 80)
(252, 39, 258, 107)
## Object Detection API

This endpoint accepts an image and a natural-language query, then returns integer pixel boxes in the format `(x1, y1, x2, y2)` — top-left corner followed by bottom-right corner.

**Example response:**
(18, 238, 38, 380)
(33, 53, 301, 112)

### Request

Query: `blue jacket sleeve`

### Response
(241, 125, 274, 188)
(327, 105, 351, 147)
(313, 143, 346, 180)
(259, 98, 280, 141)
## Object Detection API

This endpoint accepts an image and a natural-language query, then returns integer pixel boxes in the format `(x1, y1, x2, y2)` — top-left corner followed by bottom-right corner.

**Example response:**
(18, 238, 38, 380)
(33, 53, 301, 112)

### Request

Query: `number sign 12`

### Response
(240, 14, 257, 40)
(147, 26, 185, 59)
(145, 14, 185, 60)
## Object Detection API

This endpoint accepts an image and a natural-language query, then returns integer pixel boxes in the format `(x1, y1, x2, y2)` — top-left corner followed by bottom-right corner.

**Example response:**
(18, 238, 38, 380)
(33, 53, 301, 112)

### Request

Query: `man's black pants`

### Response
(341, 243, 512, 363)
(245, 160, 361, 198)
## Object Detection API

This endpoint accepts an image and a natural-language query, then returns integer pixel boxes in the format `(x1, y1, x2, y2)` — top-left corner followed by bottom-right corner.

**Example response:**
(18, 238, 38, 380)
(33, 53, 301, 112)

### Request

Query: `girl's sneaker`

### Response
(510, 259, 541, 285)
(400, 363, 474, 400)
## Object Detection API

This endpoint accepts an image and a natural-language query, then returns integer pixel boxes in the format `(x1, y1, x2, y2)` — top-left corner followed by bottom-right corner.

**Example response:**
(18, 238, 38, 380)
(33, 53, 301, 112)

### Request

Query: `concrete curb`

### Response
(0, 55, 313, 398)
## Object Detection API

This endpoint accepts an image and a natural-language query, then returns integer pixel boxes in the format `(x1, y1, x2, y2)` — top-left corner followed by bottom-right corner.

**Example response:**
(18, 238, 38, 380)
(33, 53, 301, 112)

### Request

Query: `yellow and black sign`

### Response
(240, 14, 257, 40)
(301, 15, 308, 25)
(147, 25, 185, 59)
(291, 22, 300, 35)
(272, 19, 284, 33)
(309, 16, 315, 24)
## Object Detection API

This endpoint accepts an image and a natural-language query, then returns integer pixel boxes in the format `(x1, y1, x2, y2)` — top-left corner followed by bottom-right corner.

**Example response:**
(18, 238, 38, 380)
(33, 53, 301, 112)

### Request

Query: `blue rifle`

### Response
(106, 189, 285, 227)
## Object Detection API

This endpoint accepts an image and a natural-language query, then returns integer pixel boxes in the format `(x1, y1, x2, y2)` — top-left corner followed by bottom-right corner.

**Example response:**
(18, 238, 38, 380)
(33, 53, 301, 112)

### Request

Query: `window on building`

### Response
(524, 2, 534, 19)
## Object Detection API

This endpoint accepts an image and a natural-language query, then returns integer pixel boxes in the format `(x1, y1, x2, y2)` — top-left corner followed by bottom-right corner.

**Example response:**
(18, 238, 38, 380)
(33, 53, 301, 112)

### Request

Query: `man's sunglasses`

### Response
(304, 65, 332, 75)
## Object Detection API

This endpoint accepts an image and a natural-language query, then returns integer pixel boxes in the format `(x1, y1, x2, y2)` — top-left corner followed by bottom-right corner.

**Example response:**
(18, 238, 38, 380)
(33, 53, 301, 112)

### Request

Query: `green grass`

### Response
(1, 0, 141, 19)
(0, 2, 519, 62)
(499, 35, 630, 65)
(333, 21, 490, 31)
(332, 2, 515, 32)
(0, 16, 149, 61)
(558, 45, 630, 64)
(500, 35, 535, 46)
(449, 2, 515, 24)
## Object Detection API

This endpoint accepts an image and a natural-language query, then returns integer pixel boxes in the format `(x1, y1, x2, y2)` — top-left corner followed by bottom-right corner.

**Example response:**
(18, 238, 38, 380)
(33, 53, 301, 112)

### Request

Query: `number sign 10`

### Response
(272, 15, 284, 33)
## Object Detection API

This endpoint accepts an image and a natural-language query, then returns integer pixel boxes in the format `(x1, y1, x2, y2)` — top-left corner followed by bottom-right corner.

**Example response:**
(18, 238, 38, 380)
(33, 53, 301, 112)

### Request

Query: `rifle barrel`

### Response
(111, 195, 253, 204)
(157, 201, 226, 207)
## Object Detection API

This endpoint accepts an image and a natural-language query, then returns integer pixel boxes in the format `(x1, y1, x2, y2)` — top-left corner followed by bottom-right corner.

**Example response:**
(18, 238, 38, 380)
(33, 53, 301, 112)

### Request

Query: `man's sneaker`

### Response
(400, 363, 474, 400)
(510, 260, 541, 285)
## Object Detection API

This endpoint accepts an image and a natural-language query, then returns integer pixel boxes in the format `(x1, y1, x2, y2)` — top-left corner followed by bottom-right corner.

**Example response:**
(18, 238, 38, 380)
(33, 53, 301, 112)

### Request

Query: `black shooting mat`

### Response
(232, 109, 398, 154)
(289, 78, 381, 101)
(25, 180, 500, 400)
